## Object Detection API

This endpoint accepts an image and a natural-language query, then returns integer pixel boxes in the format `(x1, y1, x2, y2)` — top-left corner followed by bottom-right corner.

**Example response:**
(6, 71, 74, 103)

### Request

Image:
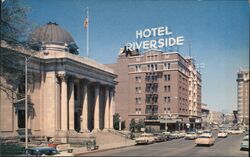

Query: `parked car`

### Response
(153, 133, 166, 142)
(195, 134, 215, 146)
(135, 133, 155, 144)
(179, 132, 186, 138)
(228, 129, 244, 135)
(24, 147, 60, 156)
(170, 131, 181, 139)
(162, 131, 174, 140)
(217, 131, 228, 138)
(196, 130, 203, 135)
(185, 132, 197, 140)
(240, 135, 249, 151)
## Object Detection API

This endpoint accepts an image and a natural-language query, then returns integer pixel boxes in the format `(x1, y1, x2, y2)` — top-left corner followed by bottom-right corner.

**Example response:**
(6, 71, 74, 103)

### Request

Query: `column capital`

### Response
(57, 72, 67, 82)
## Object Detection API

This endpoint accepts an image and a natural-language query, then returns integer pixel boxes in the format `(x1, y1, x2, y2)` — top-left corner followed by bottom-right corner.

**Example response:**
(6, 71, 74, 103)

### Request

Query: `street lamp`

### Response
(23, 48, 39, 149)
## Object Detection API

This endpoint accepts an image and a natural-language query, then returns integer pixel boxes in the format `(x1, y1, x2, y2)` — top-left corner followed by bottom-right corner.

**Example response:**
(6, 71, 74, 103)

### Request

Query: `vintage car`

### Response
(135, 133, 155, 144)
(162, 131, 175, 140)
(195, 134, 215, 146)
(170, 131, 183, 139)
(24, 147, 61, 156)
(240, 135, 249, 151)
(153, 133, 166, 142)
(185, 132, 197, 140)
(227, 129, 244, 135)
(196, 130, 203, 135)
(23, 146, 74, 156)
(217, 131, 228, 138)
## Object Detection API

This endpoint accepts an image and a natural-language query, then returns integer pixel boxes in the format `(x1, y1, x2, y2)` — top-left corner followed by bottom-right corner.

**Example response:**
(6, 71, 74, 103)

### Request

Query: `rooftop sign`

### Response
(126, 26, 184, 51)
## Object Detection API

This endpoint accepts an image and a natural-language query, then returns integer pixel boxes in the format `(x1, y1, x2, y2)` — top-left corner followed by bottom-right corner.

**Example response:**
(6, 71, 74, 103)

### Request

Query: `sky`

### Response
(19, 0, 249, 114)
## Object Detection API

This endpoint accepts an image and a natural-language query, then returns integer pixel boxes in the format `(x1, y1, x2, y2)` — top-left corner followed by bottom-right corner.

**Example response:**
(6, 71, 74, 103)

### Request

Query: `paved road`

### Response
(82, 133, 248, 156)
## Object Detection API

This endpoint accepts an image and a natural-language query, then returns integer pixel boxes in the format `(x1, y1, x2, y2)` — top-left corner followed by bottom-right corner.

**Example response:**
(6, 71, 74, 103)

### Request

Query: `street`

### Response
(82, 133, 248, 156)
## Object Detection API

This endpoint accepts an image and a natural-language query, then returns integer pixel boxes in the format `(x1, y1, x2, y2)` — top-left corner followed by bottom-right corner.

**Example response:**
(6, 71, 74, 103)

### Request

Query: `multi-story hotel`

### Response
(236, 69, 249, 125)
(108, 48, 202, 131)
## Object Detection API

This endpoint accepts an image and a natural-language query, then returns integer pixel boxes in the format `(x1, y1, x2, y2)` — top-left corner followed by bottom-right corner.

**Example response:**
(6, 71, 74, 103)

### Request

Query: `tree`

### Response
(113, 113, 120, 130)
(129, 118, 136, 132)
(0, 0, 34, 98)
(136, 119, 145, 132)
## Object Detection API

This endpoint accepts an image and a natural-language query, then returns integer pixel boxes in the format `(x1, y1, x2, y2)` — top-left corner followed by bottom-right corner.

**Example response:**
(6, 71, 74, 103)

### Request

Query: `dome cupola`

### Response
(28, 22, 78, 54)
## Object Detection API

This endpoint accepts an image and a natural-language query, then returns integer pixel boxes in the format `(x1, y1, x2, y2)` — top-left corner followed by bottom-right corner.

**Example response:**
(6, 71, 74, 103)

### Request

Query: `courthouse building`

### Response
(0, 22, 116, 142)
(108, 48, 202, 131)
(236, 69, 249, 125)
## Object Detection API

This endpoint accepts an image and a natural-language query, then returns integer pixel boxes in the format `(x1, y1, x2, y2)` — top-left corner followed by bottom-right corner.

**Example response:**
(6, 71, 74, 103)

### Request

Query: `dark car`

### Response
(25, 147, 59, 156)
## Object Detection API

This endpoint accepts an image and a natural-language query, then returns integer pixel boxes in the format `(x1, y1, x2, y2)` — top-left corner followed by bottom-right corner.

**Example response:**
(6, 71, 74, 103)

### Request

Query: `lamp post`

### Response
(23, 48, 39, 149)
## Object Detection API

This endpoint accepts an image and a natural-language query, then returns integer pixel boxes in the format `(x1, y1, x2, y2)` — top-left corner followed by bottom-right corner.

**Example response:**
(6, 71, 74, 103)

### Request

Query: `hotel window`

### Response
(135, 108, 141, 114)
(135, 97, 141, 105)
(164, 85, 171, 92)
(164, 63, 171, 70)
(164, 96, 171, 104)
(135, 76, 141, 83)
(164, 74, 171, 81)
(136, 87, 141, 93)
(135, 65, 141, 72)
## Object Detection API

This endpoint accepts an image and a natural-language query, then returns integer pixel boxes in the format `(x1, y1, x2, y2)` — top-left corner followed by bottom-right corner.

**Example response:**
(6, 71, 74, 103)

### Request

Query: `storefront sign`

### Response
(126, 26, 184, 51)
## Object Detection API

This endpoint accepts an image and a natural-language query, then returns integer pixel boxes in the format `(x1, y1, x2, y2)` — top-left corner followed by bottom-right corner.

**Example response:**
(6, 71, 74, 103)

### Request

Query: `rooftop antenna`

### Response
(188, 39, 191, 58)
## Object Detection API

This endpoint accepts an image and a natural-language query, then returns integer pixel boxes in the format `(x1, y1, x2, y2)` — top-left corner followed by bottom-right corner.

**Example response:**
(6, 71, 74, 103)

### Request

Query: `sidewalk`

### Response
(73, 140, 136, 156)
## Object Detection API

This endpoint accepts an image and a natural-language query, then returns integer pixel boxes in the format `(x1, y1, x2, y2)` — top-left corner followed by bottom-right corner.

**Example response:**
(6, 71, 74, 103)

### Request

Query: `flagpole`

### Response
(86, 7, 89, 58)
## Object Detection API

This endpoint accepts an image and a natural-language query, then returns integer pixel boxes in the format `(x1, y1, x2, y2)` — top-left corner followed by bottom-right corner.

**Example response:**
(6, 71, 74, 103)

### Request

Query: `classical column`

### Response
(93, 84, 100, 131)
(59, 74, 68, 131)
(109, 88, 115, 129)
(68, 77, 75, 131)
(80, 81, 89, 132)
(104, 87, 110, 129)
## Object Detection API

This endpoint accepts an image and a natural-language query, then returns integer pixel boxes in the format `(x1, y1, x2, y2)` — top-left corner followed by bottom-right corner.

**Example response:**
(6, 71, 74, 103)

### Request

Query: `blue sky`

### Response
(21, 0, 249, 113)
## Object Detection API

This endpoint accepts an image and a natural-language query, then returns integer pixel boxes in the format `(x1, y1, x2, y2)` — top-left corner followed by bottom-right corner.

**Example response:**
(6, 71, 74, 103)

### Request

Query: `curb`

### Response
(74, 144, 135, 156)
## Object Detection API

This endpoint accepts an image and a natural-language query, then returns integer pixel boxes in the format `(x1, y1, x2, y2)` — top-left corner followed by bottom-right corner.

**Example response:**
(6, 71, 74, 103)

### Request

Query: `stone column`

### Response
(56, 77, 61, 130)
(93, 84, 100, 131)
(104, 87, 110, 130)
(109, 88, 115, 129)
(59, 74, 68, 131)
(80, 81, 89, 132)
(68, 77, 75, 131)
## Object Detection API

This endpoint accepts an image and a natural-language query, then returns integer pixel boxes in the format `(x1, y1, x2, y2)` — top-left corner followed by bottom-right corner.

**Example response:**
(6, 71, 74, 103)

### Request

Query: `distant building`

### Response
(224, 113, 234, 124)
(208, 110, 224, 126)
(108, 49, 202, 131)
(236, 69, 249, 125)
(201, 103, 210, 128)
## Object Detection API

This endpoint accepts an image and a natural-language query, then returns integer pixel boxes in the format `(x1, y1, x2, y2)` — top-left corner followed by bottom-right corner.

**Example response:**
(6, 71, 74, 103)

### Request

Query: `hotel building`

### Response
(108, 49, 202, 131)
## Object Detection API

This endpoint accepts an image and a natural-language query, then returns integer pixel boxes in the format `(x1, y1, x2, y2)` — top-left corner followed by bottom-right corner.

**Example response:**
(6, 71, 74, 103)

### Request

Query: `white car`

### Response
(185, 132, 197, 140)
(135, 133, 155, 144)
(240, 135, 249, 151)
(217, 131, 228, 138)
(195, 134, 215, 146)
(228, 129, 244, 134)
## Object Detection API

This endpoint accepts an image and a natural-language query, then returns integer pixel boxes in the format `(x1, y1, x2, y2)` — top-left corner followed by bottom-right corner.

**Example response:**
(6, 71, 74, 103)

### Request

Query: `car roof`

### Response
(26, 147, 57, 151)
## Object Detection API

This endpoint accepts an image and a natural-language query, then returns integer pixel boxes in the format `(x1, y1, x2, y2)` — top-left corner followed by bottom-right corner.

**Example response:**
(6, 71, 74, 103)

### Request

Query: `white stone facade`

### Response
(0, 42, 117, 141)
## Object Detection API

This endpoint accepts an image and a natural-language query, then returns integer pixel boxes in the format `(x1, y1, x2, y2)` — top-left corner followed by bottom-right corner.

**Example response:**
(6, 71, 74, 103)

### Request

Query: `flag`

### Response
(84, 17, 88, 29)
